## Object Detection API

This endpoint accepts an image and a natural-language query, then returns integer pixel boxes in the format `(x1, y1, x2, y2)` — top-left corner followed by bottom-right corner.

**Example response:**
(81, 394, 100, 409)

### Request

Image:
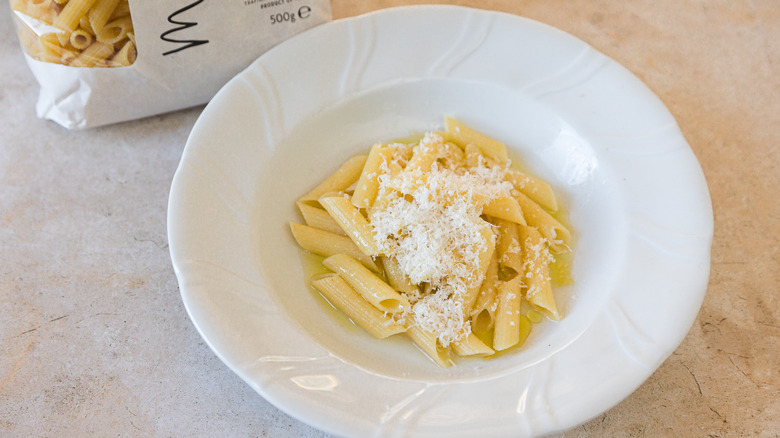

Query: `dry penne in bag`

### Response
(9, 0, 332, 129)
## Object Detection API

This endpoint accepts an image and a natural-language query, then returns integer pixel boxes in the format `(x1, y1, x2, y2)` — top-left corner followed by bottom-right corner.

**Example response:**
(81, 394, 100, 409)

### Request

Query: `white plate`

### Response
(168, 6, 713, 437)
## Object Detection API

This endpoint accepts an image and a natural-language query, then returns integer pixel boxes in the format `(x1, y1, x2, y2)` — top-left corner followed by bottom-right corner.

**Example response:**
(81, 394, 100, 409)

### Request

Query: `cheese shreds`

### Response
(368, 132, 513, 346)
(523, 236, 554, 281)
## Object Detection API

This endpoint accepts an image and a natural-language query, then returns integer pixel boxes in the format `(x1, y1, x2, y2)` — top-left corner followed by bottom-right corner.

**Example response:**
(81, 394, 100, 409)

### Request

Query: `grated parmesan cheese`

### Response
(367, 133, 515, 346)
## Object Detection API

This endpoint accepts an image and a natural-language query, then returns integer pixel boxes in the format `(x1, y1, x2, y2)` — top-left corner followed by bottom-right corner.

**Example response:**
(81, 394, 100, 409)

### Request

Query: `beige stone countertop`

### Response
(1, 0, 777, 436)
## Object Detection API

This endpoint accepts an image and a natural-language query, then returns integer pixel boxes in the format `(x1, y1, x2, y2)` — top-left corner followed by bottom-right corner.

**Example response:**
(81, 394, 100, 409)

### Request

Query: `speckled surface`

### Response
(1, 1, 778, 436)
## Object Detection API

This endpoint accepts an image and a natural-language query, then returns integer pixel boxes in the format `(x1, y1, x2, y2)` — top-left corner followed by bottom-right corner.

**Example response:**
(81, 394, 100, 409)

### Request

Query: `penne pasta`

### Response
(515, 191, 571, 253)
(493, 276, 524, 351)
(464, 143, 485, 169)
(406, 326, 454, 367)
(95, 16, 131, 44)
(289, 222, 381, 273)
(505, 168, 559, 212)
(109, 39, 136, 67)
(312, 274, 405, 339)
(452, 333, 494, 357)
(297, 201, 346, 236)
(445, 116, 509, 163)
(69, 29, 93, 50)
(54, 0, 98, 32)
(39, 32, 66, 59)
(381, 255, 418, 294)
(300, 155, 367, 202)
(319, 195, 381, 257)
(437, 141, 466, 169)
(79, 16, 95, 35)
(405, 133, 450, 172)
(13, 0, 57, 24)
(88, 0, 121, 33)
(56, 30, 71, 47)
(323, 254, 410, 313)
(108, 0, 130, 19)
(290, 117, 572, 367)
(471, 251, 499, 333)
(518, 225, 560, 320)
(493, 219, 524, 275)
(458, 224, 496, 313)
(482, 195, 526, 225)
(351, 144, 393, 209)
(70, 40, 112, 67)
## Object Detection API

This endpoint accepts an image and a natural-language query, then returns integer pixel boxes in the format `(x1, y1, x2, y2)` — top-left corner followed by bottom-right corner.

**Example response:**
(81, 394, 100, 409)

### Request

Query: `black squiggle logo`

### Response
(160, 0, 209, 56)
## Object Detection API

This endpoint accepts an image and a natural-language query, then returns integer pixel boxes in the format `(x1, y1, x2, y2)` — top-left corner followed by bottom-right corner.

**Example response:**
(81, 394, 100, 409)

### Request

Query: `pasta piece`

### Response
(515, 191, 571, 253)
(54, 0, 98, 32)
(13, 0, 58, 24)
(95, 16, 131, 44)
(311, 274, 405, 339)
(322, 254, 411, 314)
(452, 333, 494, 357)
(79, 16, 95, 35)
(108, 0, 130, 20)
(110, 39, 136, 66)
(436, 141, 466, 169)
(405, 135, 443, 172)
(505, 168, 559, 212)
(518, 225, 560, 320)
(351, 144, 393, 208)
(457, 224, 496, 312)
(70, 41, 112, 67)
(289, 223, 381, 273)
(463, 140, 558, 213)
(406, 326, 454, 367)
(69, 29, 93, 50)
(297, 201, 346, 236)
(482, 195, 526, 225)
(319, 195, 380, 257)
(381, 256, 418, 294)
(470, 250, 499, 332)
(493, 276, 523, 351)
(88, 0, 121, 33)
(380, 142, 414, 174)
(493, 219, 524, 275)
(464, 143, 484, 169)
(61, 50, 77, 65)
(56, 30, 71, 47)
(445, 116, 509, 163)
(39, 32, 66, 60)
(299, 155, 367, 202)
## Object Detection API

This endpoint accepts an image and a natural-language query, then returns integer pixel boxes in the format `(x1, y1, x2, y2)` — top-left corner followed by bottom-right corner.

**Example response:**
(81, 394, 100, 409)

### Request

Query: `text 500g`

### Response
(270, 6, 311, 24)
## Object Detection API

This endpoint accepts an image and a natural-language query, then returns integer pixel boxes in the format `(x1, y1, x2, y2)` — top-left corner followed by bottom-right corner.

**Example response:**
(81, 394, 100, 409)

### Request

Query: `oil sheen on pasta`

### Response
(290, 117, 573, 367)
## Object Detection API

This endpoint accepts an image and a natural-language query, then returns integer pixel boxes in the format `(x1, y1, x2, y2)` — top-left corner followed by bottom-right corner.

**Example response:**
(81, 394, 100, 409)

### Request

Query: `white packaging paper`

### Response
(14, 0, 332, 129)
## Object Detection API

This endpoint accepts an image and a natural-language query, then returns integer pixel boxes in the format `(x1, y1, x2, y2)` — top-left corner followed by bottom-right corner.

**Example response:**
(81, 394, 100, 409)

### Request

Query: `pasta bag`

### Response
(9, 0, 332, 129)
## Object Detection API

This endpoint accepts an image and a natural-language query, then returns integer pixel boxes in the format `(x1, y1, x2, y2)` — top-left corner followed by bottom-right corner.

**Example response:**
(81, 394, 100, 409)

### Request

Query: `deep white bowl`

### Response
(168, 6, 713, 437)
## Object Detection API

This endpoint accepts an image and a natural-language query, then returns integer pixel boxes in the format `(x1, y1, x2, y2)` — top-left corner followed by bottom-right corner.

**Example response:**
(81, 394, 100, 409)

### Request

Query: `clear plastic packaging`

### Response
(12, 0, 137, 68)
(10, 0, 332, 129)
